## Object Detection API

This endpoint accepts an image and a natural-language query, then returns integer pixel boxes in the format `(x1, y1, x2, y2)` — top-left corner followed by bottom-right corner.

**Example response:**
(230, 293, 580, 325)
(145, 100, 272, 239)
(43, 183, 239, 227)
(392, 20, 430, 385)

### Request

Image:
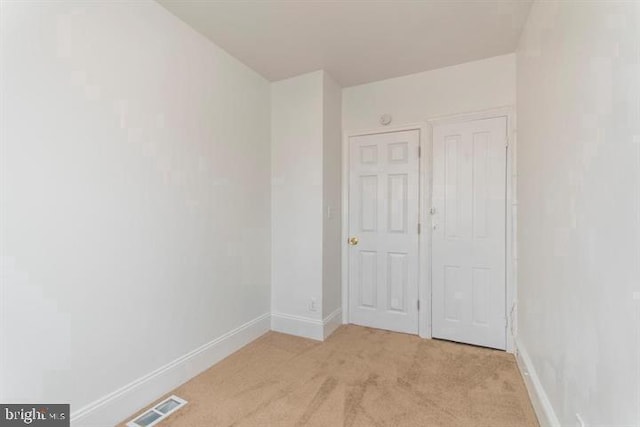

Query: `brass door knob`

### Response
(348, 236, 359, 246)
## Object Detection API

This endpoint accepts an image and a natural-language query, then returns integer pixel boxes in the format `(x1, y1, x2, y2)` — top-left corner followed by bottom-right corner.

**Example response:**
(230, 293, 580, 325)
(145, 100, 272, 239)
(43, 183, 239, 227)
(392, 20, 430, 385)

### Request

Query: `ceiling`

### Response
(156, 0, 533, 87)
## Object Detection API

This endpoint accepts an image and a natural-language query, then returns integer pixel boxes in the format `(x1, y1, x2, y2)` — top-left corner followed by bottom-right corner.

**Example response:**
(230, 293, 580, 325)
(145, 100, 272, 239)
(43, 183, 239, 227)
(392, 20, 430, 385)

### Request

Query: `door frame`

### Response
(341, 123, 431, 339)
(341, 106, 517, 352)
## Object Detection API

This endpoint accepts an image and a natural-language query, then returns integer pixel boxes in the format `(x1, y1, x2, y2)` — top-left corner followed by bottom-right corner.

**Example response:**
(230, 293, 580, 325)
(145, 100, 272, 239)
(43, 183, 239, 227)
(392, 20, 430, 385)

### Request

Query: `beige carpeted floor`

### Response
(120, 325, 538, 427)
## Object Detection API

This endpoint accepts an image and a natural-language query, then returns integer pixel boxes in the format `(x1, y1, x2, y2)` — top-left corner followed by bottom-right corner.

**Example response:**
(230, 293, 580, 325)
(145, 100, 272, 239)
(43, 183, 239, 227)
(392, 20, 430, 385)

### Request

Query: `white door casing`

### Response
(431, 116, 507, 350)
(348, 130, 420, 334)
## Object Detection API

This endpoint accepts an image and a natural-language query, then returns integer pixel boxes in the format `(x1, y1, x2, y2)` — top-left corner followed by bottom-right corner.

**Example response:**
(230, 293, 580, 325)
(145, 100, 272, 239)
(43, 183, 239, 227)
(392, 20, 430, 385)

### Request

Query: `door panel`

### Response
(432, 117, 507, 350)
(348, 130, 420, 334)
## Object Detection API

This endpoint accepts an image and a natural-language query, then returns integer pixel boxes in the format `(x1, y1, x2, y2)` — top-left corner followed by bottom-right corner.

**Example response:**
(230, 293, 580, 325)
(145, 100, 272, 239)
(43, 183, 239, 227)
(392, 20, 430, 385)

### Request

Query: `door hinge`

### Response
(417, 300, 420, 311)
(418, 146, 422, 158)
(417, 223, 421, 234)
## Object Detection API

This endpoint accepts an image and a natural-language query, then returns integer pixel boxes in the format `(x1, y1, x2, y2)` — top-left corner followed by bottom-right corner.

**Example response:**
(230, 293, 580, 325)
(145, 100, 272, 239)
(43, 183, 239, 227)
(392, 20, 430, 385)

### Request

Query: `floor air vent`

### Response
(127, 395, 187, 427)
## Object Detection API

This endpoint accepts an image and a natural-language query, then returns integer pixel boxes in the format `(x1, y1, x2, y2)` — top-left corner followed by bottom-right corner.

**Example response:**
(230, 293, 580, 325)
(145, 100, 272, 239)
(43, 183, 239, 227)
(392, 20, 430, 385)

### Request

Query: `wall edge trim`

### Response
(515, 337, 561, 427)
(71, 313, 271, 426)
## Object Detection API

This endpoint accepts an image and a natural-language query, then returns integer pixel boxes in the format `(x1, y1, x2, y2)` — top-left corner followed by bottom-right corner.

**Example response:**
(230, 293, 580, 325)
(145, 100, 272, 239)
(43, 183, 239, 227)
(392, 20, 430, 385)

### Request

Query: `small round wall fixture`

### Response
(379, 114, 392, 126)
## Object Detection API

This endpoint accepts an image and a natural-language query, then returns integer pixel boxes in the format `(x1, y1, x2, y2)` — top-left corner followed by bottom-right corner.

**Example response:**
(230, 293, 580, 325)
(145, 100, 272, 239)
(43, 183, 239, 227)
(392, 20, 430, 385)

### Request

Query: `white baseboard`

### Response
(323, 308, 342, 340)
(514, 337, 561, 427)
(271, 308, 343, 342)
(271, 312, 324, 341)
(71, 313, 271, 427)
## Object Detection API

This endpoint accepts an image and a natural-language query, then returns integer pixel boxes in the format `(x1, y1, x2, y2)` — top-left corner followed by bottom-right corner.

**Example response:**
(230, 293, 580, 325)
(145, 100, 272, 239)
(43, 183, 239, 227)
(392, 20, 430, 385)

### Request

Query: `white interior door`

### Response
(348, 130, 420, 334)
(431, 117, 507, 350)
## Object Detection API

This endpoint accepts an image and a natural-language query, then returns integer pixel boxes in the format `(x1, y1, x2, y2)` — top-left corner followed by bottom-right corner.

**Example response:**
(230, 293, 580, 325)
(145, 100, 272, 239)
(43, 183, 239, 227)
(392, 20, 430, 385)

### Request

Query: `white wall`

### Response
(517, 1, 640, 425)
(343, 54, 516, 131)
(322, 73, 342, 319)
(0, 0, 271, 421)
(271, 71, 324, 322)
(271, 70, 343, 337)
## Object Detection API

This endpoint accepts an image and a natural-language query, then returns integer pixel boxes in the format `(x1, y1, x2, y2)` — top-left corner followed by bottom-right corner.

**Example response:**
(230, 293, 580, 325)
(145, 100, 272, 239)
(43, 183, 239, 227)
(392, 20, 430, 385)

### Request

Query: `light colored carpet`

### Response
(120, 325, 539, 427)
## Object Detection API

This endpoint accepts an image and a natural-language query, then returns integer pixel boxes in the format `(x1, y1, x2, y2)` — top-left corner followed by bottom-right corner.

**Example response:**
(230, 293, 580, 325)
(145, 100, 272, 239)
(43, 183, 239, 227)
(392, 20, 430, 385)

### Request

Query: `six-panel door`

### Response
(431, 117, 507, 350)
(348, 130, 420, 334)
